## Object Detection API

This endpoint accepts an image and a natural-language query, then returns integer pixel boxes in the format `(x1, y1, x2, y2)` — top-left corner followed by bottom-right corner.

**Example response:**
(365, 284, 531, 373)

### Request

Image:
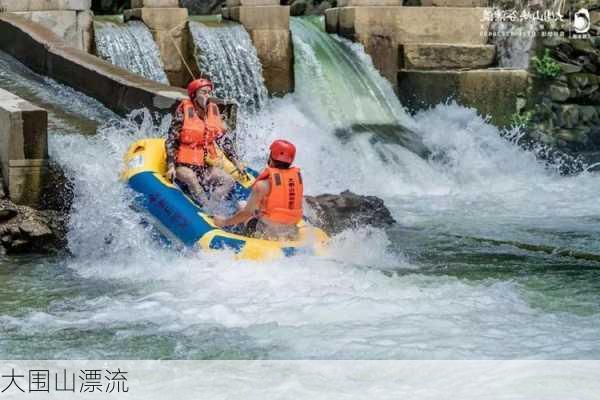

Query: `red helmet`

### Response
(269, 139, 296, 164)
(187, 78, 213, 98)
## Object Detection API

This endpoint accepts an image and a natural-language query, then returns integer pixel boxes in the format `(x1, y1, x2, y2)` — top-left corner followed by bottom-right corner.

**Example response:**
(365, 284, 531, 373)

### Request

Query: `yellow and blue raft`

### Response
(122, 138, 329, 261)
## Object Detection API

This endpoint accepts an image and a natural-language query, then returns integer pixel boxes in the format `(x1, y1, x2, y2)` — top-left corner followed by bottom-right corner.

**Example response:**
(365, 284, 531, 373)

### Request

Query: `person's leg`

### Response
(176, 165, 209, 205)
(196, 167, 235, 214)
(204, 167, 235, 202)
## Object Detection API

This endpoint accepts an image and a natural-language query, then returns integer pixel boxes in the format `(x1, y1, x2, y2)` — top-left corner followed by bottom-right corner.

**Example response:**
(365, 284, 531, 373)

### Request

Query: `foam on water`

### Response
(2, 22, 600, 359)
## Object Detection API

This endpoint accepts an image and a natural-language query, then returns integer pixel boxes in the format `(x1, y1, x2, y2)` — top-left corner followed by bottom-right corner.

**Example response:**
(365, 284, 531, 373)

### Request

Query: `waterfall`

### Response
(189, 21, 268, 112)
(492, 20, 538, 69)
(2, 26, 600, 362)
(289, 17, 427, 157)
(93, 20, 169, 84)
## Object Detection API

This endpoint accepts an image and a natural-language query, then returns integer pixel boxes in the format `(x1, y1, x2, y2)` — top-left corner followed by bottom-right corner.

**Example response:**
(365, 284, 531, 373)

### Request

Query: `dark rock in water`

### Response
(290, 0, 308, 16)
(305, 190, 396, 235)
(180, 0, 225, 15)
(0, 202, 18, 221)
(0, 199, 67, 254)
(282, 0, 332, 16)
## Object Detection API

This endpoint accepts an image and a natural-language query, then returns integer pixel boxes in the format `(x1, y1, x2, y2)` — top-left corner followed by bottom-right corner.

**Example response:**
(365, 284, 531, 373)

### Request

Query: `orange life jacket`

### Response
(176, 99, 224, 167)
(255, 167, 304, 225)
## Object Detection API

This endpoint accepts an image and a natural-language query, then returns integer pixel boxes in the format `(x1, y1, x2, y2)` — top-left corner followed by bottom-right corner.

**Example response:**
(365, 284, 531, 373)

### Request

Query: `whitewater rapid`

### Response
(1, 18, 600, 359)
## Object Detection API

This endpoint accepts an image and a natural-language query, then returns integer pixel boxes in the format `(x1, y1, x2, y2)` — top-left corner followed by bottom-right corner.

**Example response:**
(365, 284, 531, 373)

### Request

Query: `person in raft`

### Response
(213, 140, 304, 240)
(165, 78, 242, 206)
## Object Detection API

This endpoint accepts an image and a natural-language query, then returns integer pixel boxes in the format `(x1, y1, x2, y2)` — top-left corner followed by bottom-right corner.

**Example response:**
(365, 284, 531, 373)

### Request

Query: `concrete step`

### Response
(225, 5, 289, 30)
(226, 0, 280, 6)
(420, 0, 489, 6)
(0, 0, 90, 11)
(337, 0, 403, 6)
(397, 69, 528, 126)
(399, 43, 496, 70)
(332, 6, 491, 45)
(124, 7, 188, 30)
(130, 0, 179, 8)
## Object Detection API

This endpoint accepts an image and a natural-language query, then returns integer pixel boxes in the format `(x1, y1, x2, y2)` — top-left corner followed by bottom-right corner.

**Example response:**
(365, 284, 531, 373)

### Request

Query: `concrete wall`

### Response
(397, 69, 529, 126)
(124, 4, 192, 87)
(1, 0, 93, 52)
(0, 88, 48, 207)
(328, 5, 490, 85)
(223, 5, 294, 94)
(0, 14, 186, 116)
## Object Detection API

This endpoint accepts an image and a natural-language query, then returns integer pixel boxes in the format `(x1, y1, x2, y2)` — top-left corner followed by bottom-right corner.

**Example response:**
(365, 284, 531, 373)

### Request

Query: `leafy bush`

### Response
(510, 110, 533, 127)
(531, 49, 562, 79)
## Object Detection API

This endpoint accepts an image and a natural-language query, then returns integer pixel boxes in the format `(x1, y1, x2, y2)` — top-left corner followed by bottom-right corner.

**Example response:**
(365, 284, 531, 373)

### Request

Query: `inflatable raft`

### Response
(122, 138, 329, 261)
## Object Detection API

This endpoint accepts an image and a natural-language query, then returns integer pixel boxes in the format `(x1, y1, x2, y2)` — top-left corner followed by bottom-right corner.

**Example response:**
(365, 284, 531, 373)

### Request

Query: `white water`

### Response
(93, 20, 169, 84)
(2, 18, 600, 359)
(189, 21, 268, 112)
(492, 20, 538, 69)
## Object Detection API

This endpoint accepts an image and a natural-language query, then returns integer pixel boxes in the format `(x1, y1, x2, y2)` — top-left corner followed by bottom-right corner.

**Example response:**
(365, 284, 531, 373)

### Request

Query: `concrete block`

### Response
(420, 0, 489, 6)
(227, 6, 289, 30)
(591, 11, 599, 26)
(124, 7, 189, 30)
(130, 0, 179, 7)
(396, 7, 490, 44)
(11, 10, 83, 49)
(0, 88, 48, 206)
(0, 0, 91, 11)
(0, 14, 186, 116)
(397, 68, 528, 126)
(8, 159, 48, 207)
(337, 0, 402, 6)
(77, 10, 93, 53)
(400, 43, 495, 69)
(249, 28, 293, 94)
(339, 6, 491, 45)
(226, 0, 280, 6)
(325, 7, 339, 34)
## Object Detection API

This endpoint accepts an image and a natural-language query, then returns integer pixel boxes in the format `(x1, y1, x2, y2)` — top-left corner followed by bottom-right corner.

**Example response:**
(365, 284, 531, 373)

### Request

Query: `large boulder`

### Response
(305, 190, 396, 235)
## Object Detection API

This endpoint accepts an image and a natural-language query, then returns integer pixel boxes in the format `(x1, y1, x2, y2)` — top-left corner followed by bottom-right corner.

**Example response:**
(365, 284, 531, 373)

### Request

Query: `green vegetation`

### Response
(532, 49, 562, 79)
(510, 110, 533, 127)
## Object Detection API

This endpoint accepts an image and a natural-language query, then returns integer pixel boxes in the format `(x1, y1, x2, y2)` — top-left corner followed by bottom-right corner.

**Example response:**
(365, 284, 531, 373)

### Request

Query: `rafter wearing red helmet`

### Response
(214, 139, 304, 240)
(165, 78, 242, 208)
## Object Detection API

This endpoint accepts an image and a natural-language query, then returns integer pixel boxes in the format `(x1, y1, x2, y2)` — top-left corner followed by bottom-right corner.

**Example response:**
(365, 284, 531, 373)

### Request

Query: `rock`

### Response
(312, 0, 332, 15)
(571, 40, 600, 58)
(0, 201, 18, 221)
(305, 191, 396, 235)
(543, 36, 570, 48)
(0, 198, 66, 254)
(289, 0, 307, 16)
(557, 104, 580, 129)
(19, 220, 53, 238)
(582, 57, 598, 74)
(549, 84, 571, 102)
(579, 106, 598, 124)
(179, 0, 225, 15)
(558, 62, 582, 74)
(568, 73, 599, 99)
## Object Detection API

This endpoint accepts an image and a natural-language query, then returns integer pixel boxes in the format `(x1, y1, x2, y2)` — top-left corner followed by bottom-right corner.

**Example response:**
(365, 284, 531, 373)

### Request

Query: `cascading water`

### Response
(93, 20, 169, 84)
(1, 16, 600, 363)
(189, 21, 268, 112)
(289, 17, 427, 157)
(492, 20, 538, 68)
